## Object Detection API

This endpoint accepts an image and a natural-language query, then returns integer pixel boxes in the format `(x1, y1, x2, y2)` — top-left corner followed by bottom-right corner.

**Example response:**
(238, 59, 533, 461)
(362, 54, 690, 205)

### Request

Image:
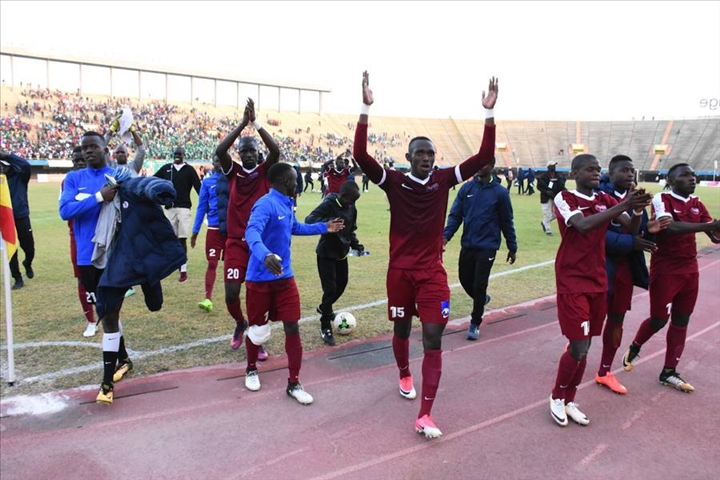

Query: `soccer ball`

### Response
(333, 312, 357, 335)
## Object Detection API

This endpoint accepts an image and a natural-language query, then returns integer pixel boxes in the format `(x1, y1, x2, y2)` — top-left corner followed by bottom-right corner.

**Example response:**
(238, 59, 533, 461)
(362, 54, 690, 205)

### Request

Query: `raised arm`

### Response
(246, 99, 280, 167)
(129, 125, 146, 174)
(352, 71, 386, 184)
(457, 77, 498, 181)
(216, 105, 250, 172)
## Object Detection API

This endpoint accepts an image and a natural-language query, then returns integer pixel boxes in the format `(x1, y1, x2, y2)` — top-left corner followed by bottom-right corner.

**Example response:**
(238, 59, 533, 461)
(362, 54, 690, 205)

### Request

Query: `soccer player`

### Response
(191, 157, 226, 313)
(353, 71, 498, 438)
(242, 162, 344, 403)
(305, 181, 363, 346)
(153, 146, 201, 282)
(594, 155, 669, 395)
(107, 118, 146, 298)
(63, 146, 98, 337)
(60, 132, 134, 393)
(443, 157, 517, 340)
(322, 154, 357, 197)
(215, 99, 279, 357)
(537, 160, 566, 235)
(622, 163, 720, 392)
(0, 151, 34, 290)
(549, 154, 652, 427)
(93, 173, 186, 404)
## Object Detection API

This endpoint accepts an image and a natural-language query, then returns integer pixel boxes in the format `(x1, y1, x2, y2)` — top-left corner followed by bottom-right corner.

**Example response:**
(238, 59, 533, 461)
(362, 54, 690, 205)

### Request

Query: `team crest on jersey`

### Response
(122, 201, 129, 209)
(690, 207, 700, 215)
(426, 183, 440, 192)
(440, 300, 450, 318)
(595, 204, 607, 212)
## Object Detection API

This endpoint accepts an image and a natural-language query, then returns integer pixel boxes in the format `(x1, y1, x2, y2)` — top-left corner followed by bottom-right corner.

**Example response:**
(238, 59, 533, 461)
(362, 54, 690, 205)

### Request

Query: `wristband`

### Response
(360, 104, 371, 115)
(253, 120, 263, 131)
(95, 191, 104, 203)
(633, 209, 644, 216)
(485, 108, 495, 119)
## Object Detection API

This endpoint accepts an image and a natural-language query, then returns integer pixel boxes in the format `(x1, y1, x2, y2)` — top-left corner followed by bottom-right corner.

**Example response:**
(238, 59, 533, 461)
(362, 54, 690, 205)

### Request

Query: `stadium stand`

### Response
(1, 85, 718, 178)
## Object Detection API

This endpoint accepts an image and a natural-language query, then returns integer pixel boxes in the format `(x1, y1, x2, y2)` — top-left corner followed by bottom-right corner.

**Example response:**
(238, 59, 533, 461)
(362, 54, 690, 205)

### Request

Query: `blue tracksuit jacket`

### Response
(245, 188, 327, 282)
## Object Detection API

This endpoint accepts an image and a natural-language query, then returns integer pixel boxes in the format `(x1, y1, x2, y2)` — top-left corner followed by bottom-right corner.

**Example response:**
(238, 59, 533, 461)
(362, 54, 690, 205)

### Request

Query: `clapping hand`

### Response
(246, 98, 257, 123)
(633, 232, 658, 253)
(647, 217, 672, 234)
(326, 218, 345, 233)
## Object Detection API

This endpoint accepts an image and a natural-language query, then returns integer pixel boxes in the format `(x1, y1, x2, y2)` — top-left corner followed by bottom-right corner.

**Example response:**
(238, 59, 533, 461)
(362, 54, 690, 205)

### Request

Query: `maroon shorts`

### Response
(224, 237, 249, 283)
(649, 272, 699, 319)
(386, 266, 451, 324)
(557, 292, 606, 341)
(205, 228, 226, 262)
(608, 260, 633, 315)
(70, 233, 80, 278)
(246, 278, 301, 325)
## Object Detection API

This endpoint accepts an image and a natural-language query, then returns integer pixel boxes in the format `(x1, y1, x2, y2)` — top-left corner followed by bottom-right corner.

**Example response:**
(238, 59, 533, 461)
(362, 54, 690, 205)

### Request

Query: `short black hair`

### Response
(237, 136, 258, 149)
(609, 155, 633, 171)
(408, 136, 433, 152)
(268, 162, 294, 184)
(72, 145, 82, 154)
(667, 162, 691, 179)
(339, 181, 360, 195)
(82, 131, 106, 145)
(571, 154, 597, 172)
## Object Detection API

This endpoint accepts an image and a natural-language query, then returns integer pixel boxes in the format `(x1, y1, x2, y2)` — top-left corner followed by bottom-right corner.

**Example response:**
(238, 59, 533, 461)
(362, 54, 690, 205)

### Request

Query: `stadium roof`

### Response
(0, 44, 331, 93)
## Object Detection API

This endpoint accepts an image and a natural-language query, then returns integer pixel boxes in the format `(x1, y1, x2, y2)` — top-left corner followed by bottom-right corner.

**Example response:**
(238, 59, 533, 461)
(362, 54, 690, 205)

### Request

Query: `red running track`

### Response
(1, 247, 719, 479)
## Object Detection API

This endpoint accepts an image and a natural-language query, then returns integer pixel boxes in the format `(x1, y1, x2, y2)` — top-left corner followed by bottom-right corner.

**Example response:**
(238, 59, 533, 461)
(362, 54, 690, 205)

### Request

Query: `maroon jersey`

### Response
(553, 190, 619, 294)
(225, 161, 271, 239)
(651, 191, 712, 275)
(324, 167, 352, 195)
(353, 122, 495, 270)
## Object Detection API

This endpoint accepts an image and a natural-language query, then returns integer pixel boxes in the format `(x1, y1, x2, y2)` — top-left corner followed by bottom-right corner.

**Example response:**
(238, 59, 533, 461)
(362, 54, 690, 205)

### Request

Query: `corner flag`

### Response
(1, 172, 17, 385)
(0, 173, 18, 259)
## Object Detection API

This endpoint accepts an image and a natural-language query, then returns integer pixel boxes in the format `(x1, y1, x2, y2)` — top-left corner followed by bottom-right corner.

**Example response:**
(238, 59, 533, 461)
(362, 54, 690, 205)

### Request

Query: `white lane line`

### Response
(5, 259, 558, 384)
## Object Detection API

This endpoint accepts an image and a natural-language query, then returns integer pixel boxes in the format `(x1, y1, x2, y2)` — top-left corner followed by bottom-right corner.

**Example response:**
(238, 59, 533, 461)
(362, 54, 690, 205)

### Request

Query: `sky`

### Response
(1, 1, 719, 121)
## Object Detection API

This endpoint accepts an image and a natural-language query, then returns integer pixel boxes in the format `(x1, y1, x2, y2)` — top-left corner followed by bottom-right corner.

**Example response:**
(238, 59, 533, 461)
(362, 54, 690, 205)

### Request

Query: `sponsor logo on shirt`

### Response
(426, 183, 440, 192)
(595, 204, 607, 212)
(690, 207, 700, 215)
(401, 183, 413, 190)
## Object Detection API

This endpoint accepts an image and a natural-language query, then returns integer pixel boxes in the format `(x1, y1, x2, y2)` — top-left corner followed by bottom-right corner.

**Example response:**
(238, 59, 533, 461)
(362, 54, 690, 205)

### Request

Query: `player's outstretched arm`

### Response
(569, 189, 651, 235)
(458, 77, 498, 181)
(353, 71, 384, 183)
(246, 98, 280, 167)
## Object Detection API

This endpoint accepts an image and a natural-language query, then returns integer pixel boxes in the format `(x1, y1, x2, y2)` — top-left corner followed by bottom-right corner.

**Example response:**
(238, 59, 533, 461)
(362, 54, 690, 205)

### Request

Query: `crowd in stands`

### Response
(1, 86, 402, 167)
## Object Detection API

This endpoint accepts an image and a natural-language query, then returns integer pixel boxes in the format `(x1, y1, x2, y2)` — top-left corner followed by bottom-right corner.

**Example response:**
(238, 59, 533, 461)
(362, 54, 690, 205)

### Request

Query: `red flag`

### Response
(0, 173, 18, 259)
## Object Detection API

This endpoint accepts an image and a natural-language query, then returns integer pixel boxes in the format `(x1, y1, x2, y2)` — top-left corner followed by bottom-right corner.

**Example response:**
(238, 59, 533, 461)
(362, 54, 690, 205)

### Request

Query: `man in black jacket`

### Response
(154, 146, 201, 281)
(537, 160, 566, 235)
(305, 181, 363, 345)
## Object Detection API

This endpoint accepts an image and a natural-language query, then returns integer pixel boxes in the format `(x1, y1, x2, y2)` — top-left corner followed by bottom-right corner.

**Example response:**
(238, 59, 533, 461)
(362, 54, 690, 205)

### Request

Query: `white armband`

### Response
(360, 104, 371, 115)
(485, 108, 495, 119)
(253, 120, 263, 131)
